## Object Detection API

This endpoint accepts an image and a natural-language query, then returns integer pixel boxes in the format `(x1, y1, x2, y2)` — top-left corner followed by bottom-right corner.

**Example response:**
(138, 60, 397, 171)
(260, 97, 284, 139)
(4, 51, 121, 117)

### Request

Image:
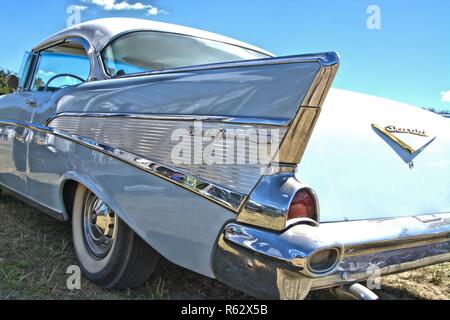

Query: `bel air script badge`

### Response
(384, 125, 428, 137)
(372, 124, 433, 155)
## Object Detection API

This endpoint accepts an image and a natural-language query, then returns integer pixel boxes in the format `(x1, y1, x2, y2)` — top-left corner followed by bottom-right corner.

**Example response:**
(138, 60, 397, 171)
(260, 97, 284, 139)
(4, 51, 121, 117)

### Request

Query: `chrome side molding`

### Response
(0, 120, 246, 210)
(48, 115, 286, 196)
(45, 112, 291, 128)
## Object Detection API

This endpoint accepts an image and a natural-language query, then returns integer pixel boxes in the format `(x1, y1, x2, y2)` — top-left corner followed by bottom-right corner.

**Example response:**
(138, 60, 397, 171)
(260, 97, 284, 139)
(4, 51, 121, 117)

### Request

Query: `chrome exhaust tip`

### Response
(222, 222, 343, 277)
(307, 248, 341, 275)
(213, 222, 344, 300)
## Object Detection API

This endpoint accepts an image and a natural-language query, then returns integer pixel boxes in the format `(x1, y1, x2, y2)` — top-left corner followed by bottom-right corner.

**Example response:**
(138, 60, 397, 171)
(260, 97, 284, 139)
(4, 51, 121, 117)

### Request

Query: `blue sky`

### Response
(0, 0, 449, 110)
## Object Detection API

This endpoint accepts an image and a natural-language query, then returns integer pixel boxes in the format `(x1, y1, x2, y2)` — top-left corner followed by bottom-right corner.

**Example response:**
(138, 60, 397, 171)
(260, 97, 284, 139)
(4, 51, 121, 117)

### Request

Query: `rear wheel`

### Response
(72, 184, 160, 289)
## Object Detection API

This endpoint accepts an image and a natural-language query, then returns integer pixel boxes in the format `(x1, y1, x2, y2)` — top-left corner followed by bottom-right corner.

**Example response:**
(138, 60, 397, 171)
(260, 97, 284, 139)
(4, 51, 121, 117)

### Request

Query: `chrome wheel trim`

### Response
(82, 192, 117, 259)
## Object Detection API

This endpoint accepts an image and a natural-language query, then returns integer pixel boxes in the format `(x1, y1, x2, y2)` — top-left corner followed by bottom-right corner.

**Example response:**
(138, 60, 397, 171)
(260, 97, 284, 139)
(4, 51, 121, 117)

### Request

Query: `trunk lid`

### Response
(299, 89, 450, 222)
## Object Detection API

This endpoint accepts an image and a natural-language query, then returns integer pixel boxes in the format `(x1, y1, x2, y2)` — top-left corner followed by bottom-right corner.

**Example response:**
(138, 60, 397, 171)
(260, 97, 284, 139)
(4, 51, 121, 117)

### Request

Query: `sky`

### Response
(0, 0, 449, 111)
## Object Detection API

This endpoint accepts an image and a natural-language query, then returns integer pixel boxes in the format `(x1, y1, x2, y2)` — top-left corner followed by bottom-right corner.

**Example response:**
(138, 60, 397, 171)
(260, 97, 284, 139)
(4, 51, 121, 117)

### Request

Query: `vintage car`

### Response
(1, 18, 449, 300)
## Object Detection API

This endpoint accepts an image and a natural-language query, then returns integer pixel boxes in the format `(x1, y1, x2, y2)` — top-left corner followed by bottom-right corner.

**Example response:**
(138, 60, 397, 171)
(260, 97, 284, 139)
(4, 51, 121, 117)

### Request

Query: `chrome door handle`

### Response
(26, 99, 38, 108)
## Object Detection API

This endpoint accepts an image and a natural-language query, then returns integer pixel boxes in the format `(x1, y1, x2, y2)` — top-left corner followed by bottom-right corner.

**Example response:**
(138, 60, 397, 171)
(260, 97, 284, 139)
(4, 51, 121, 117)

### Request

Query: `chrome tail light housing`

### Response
(237, 165, 320, 231)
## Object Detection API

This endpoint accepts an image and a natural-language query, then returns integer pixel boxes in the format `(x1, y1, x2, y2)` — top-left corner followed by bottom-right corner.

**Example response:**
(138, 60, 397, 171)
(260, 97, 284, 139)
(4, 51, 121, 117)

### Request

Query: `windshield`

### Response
(101, 31, 269, 77)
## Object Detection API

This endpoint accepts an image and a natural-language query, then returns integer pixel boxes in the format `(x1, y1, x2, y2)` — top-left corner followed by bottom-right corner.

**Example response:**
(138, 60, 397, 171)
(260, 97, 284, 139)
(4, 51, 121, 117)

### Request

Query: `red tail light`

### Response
(288, 189, 316, 221)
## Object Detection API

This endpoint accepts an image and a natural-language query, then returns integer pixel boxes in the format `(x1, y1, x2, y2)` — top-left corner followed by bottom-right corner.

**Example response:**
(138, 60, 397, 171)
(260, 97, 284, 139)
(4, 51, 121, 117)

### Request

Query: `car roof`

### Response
(33, 17, 273, 56)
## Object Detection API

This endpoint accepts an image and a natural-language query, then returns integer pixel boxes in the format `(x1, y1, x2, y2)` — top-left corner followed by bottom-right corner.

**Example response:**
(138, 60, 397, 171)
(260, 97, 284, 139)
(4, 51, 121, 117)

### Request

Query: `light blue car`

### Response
(1, 18, 449, 300)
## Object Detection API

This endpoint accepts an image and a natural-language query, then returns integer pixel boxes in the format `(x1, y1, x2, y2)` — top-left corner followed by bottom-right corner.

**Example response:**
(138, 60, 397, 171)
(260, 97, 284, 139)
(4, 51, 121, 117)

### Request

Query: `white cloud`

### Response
(149, 7, 169, 15)
(147, 7, 159, 15)
(70, 5, 88, 11)
(147, 7, 169, 16)
(38, 70, 57, 77)
(441, 90, 450, 103)
(81, 0, 168, 15)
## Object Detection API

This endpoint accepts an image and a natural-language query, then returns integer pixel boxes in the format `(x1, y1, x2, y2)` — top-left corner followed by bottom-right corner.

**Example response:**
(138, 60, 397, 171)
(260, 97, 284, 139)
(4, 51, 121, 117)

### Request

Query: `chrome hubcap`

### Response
(82, 192, 117, 259)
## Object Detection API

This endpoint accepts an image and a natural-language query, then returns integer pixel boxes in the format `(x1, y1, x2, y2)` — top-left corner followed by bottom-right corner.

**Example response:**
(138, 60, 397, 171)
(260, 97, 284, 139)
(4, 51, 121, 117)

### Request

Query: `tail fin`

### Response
(277, 52, 339, 164)
(48, 53, 339, 213)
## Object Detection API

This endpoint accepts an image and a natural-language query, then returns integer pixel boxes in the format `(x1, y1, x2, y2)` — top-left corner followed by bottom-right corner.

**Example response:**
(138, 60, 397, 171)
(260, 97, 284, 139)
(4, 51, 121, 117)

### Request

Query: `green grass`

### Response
(0, 191, 448, 300)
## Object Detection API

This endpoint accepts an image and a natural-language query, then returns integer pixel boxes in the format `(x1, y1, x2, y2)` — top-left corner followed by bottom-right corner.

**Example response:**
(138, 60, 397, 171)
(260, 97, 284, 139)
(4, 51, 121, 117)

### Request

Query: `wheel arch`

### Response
(56, 167, 234, 278)
(58, 173, 119, 223)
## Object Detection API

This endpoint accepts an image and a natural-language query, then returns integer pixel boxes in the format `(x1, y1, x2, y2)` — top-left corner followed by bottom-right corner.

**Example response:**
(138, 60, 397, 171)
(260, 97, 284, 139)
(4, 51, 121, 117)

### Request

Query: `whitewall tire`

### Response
(72, 184, 160, 289)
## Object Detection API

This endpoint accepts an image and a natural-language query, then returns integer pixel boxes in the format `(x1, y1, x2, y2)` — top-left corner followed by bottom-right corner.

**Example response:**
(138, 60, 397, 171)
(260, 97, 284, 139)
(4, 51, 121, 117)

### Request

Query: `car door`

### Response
(26, 39, 91, 211)
(0, 52, 38, 196)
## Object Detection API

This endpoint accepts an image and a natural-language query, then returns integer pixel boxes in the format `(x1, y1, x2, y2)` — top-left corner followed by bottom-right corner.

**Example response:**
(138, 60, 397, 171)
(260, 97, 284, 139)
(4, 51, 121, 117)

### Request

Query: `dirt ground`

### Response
(0, 192, 448, 300)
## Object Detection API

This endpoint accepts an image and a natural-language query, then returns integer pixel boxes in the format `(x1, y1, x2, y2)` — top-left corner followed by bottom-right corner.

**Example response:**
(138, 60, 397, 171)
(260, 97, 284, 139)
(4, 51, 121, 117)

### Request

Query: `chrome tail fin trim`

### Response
(237, 53, 339, 230)
(278, 52, 340, 164)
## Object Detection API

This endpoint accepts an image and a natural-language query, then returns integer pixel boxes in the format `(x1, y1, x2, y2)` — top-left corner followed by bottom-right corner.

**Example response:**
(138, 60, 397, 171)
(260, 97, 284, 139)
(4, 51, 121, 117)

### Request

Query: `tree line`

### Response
(0, 69, 15, 95)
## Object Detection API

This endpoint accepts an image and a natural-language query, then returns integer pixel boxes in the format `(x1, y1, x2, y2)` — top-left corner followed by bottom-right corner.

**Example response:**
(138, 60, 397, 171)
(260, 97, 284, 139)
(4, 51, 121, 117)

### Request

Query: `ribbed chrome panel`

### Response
(49, 115, 286, 194)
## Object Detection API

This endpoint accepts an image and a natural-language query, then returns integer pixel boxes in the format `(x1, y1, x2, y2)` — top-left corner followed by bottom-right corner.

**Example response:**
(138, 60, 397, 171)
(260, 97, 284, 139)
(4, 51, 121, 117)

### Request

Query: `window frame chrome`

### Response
(17, 51, 39, 92)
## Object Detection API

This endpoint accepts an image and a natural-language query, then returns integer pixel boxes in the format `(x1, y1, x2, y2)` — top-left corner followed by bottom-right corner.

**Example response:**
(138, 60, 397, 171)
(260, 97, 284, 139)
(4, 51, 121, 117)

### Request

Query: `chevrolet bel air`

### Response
(1, 18, 449, 300)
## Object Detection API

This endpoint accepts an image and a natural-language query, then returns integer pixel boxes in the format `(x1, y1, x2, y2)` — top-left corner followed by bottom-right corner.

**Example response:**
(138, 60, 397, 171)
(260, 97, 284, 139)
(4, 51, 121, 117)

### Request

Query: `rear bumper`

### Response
(212, 213, 450, 299)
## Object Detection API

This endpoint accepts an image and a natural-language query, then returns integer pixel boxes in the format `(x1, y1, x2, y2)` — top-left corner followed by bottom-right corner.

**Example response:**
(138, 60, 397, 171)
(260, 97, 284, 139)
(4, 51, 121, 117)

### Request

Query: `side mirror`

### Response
(6, 74, 19, 91)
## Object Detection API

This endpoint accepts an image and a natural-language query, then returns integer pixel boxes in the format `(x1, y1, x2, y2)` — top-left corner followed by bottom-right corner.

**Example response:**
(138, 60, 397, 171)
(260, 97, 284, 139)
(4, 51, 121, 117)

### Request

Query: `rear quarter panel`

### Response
(30, 127, 235, 277)
(299, 89, 450, 222)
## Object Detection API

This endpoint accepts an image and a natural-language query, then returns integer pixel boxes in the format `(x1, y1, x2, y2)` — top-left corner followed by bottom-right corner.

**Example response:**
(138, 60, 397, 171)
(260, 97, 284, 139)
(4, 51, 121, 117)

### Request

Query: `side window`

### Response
(32, 41, 90, 92)
(102, 31, 268, 77)
(18, 51, 37, 89)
